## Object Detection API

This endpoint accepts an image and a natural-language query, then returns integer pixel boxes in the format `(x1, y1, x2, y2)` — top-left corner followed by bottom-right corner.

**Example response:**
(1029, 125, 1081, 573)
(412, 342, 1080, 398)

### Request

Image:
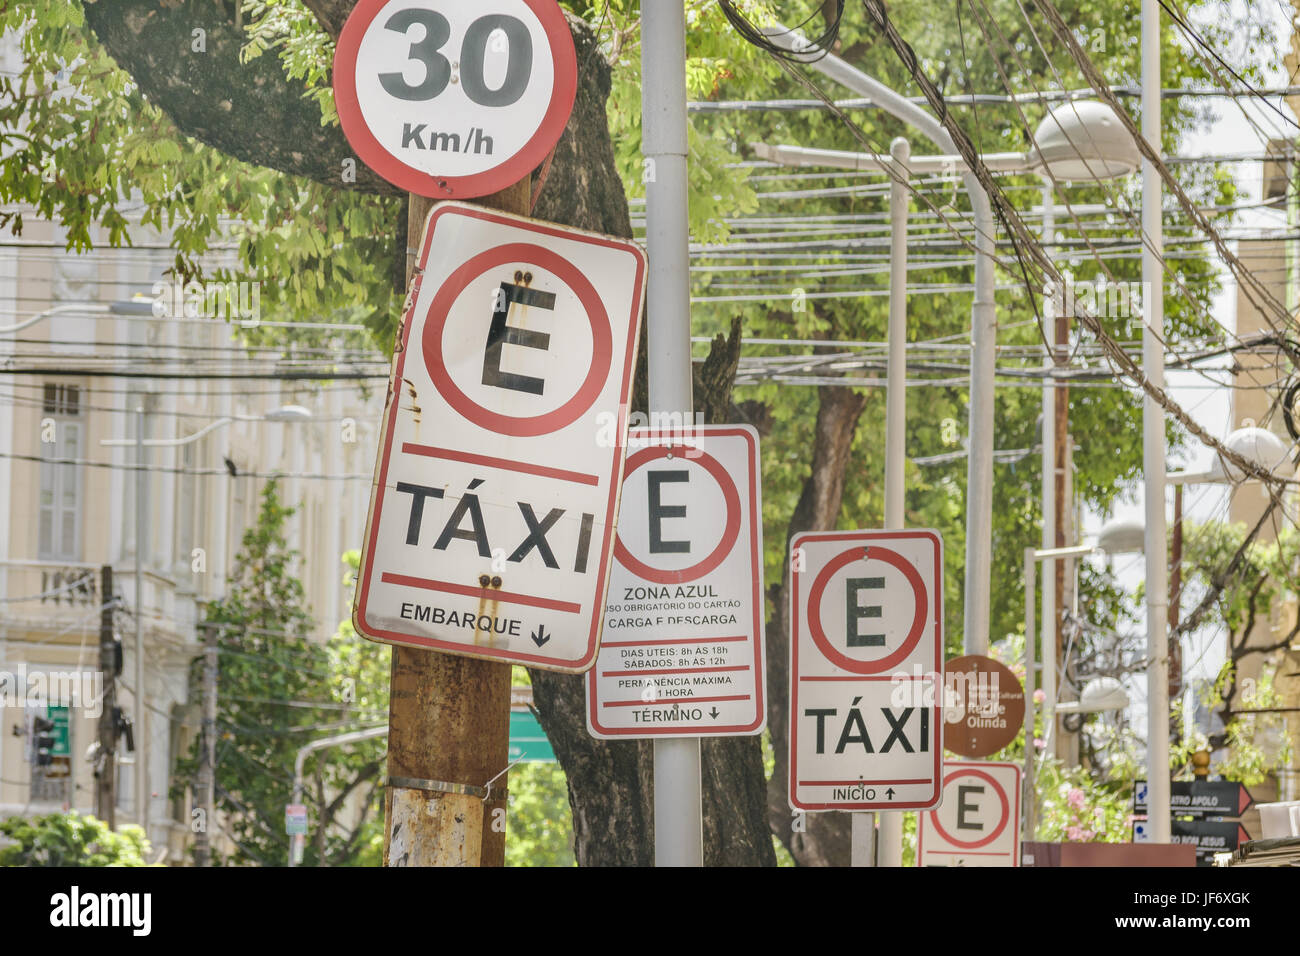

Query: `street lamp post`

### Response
(753, 100, 1135, 669)
(752, 56, 1136, 859)
(758, 25, 998, 669)
(1033, 101, 1142, 766)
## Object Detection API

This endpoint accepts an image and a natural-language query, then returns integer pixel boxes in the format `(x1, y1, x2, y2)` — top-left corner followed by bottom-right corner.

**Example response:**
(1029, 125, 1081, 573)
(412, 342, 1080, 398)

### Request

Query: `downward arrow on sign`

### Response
(709, 707, 720, 719)
(530, 626, 550, 648)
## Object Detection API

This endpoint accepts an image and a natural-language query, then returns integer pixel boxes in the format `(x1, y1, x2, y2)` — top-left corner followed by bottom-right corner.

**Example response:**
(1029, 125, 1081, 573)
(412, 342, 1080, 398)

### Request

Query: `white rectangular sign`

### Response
(917, 761, 1022, 867)
(789, 529, 944, 812)
(353, 202, 647, 672)
(585, 425, 766, 738)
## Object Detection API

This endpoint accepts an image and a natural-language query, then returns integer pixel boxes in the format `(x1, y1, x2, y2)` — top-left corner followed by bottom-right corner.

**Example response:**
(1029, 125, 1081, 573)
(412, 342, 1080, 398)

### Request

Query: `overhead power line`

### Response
(688, 85, 1300, 112)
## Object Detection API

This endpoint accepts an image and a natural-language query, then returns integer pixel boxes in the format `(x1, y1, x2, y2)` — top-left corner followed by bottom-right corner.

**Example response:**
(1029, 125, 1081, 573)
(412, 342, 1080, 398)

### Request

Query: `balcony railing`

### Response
(38, 566, 98, 606)
(0, 560, 195, 642)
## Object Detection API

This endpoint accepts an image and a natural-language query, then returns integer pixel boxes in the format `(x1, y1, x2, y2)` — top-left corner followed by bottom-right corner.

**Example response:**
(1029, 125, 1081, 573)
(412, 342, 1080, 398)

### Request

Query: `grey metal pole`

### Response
(643, 0, 702, 868)
(1141, 0, 1171, 843)
(884, 137, 910, 530)
(874, 136, 910, 868)
(134, 404, 147, 833)
(963, 208, 998, 659)
(1040, 182, 1058, 759)
(761, 29, 998, 656)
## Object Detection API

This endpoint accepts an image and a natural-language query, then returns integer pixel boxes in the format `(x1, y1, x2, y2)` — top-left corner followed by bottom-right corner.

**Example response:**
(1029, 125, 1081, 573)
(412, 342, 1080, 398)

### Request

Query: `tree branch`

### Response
(82, 0, 398, 195)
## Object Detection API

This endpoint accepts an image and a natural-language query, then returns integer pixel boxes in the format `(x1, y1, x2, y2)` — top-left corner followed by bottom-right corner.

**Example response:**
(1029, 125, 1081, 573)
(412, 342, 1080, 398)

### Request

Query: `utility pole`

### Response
(96, 564, 116, 827)
(134, 404, 148, 833)
(193, 622, 218, 866)
(381, 184, 525, 868)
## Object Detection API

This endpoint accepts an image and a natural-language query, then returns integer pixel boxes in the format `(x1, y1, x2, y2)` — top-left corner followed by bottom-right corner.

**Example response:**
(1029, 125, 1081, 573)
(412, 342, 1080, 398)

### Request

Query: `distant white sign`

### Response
(788, 530, 944, 812)
(285, 803, 309, 836)
(586, 425, 765, 738)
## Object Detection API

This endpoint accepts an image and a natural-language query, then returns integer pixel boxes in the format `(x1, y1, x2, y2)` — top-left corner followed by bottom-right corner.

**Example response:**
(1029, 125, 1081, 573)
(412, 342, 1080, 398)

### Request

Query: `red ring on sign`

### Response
(613, 446, 741, 584)
(805, 545, 928, 674)
(422, 242, 612, 437)
(928, 767, 1009, 849)
(333, 0, 578, 199)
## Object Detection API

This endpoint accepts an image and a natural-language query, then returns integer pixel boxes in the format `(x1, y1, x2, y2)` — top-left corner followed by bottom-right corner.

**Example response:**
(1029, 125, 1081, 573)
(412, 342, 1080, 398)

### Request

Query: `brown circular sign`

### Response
(943, 655, 1025, 758)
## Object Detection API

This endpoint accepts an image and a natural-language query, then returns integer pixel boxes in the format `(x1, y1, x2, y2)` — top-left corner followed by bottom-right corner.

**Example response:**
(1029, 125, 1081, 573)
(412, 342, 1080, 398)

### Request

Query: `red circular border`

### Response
(333, 0, 578, 199)
(422, 242, 612, 437)
(613, 446, 741, 584)
(928, 767, 1009, 849)
(806, 545, 928, 674)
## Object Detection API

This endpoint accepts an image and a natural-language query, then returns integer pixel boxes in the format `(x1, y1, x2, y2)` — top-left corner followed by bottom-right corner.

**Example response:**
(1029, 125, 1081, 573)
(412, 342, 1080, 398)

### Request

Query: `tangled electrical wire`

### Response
(716, 0, 845, 62)
(1284, 377, 1300, 446)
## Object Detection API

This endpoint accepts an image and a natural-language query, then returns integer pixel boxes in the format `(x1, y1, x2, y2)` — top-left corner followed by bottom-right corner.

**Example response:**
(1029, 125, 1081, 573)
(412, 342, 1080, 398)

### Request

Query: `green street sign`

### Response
(46, 704, 70, 757)
(509, 709, 556, 763)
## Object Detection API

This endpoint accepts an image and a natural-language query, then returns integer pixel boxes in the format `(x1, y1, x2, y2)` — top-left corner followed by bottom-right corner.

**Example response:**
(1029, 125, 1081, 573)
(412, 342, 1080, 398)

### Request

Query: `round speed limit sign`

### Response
(334, 0, 577, 198)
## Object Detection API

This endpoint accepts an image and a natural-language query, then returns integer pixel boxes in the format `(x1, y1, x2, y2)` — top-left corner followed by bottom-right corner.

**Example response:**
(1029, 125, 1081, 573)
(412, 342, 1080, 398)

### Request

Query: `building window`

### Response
(38, 384, 82, 561)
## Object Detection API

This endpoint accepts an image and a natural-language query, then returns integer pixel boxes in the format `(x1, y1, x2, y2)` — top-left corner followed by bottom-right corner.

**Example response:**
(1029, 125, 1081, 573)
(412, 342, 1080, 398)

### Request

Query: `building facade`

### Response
(0, 53, 384, 854)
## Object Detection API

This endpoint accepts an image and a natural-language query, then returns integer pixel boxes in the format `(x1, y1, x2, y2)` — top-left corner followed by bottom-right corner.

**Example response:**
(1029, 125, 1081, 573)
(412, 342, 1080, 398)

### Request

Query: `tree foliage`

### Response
(0, 813, 153, 866)
(173, 480, 387, 867)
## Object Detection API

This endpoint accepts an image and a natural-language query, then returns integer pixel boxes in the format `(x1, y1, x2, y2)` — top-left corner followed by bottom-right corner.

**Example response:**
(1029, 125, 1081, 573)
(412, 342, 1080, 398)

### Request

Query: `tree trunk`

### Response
(765, 386, 868, 867)
(532, 317, 775, 867)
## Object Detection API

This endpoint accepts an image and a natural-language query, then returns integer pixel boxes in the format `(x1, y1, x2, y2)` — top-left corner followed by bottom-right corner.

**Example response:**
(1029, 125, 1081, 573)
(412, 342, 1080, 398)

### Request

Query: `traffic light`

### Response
(113, 707, 134, 753)
(32, 716, 55, 767)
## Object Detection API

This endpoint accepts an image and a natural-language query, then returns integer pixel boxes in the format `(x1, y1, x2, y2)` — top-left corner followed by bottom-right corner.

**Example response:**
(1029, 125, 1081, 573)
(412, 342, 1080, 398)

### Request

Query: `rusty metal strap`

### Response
(387, 775, 505, 800)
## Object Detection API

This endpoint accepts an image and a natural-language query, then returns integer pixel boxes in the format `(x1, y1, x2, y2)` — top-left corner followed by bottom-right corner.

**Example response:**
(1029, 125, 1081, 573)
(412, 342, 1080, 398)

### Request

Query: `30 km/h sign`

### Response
(789, 530, 944, 812)
(334, 0, 577, 198)
(917, 762, 1022, 867)
(353, 203, 646, 672)
(586, 426, 765, 738)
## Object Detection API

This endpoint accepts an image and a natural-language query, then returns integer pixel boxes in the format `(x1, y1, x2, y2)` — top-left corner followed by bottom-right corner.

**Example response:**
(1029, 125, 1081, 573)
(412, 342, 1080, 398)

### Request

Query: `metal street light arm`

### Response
(0, 303, 111, 336)
(762, 26, 998, 658)
(288, 725, 387, 867)
(752, 141, 1033, 174)
(100, 417, 234, 448)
